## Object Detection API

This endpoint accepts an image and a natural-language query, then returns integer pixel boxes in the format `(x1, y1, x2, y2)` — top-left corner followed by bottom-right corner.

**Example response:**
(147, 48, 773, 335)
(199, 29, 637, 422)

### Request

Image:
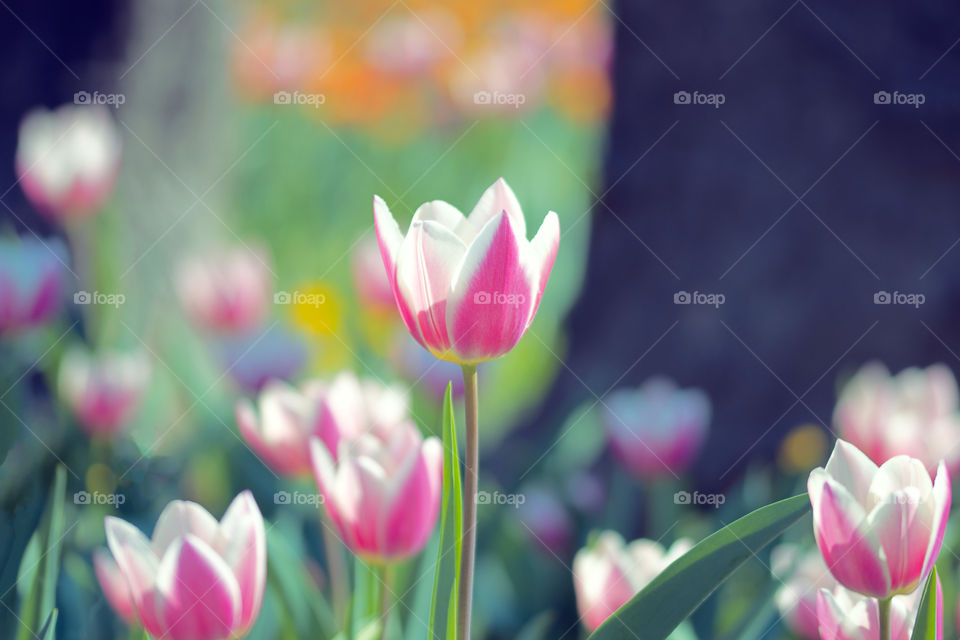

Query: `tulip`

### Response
(16, 104, 121, 220)
(816, 581, 939, 640)
(176, 246, 273, 334)
(603, 377, 710, 478)
(353, 236, 397, 311)
(0, 236, 67, 333)
(573, 531, 692, 632)
(807, 439, 950, 599)
(364, 9, 459, 76)
(103, 491, 266, 640)
(236, 372, 410, 476)
(514, 485, 573, 556)
(834, 362, 960, 473)
(309, 419, 442, 562)
(770, 543, 838, 639)
(94, 548, 136, 625)
(59, 346, 150, 437)
(373, 178, 559, 365)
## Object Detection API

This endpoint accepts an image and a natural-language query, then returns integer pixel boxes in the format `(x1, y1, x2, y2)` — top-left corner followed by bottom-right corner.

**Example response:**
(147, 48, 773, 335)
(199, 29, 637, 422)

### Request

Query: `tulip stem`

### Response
(878, 597, 891, 640)
(458, 364, 479, 640)
(320, 516, 349, 629)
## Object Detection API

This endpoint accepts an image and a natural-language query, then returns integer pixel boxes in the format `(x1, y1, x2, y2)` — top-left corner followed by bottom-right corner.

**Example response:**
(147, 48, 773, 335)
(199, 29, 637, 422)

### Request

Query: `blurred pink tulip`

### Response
(94, 548, 136, 625)
(834, 362, 960, 473)
(573, 532, 692, 632)
(0, 236, 66, 333)
(364, 9, 460, 75)
(309, 419, 442, 562)
(374, 178, 559, 365)
(603, 377, 710, 478)
(808, 439, 950, 599)
(103, 491, 266, 640)
(352, 236, 397, 310)
(59, 346, 150, 437)
(770, 544, 838, 639)
(236, 372, 409, 477)
(816, 581, 938, 640)
(16, 104, 121, 220)
(176, 246, 272, 333)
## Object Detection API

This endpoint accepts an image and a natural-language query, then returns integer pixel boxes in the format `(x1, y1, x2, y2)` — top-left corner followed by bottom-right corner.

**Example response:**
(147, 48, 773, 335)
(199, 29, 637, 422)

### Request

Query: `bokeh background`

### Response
(2, 0, 960, 638)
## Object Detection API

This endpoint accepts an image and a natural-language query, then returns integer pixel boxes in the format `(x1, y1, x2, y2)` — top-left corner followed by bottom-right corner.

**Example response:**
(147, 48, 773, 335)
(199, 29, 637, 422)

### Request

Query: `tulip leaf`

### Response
(37, 609, 56, 640)
(587, 493, 811, 640)
(911, 567, 940, 640)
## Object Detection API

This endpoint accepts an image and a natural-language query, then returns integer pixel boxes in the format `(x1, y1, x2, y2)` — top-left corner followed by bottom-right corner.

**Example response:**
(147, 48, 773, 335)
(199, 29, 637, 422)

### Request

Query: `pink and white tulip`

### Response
(373, 178, 559, 365)
(309, 420, 442, 562)
(0, 236, 67, 333)
(176, 246, 273, 333)
(94, 548, 136, 625)
(816, 581, 939, 640)
(59, 346, 150, 437)
(603, 377, 710, 478)
(834, 362, 960, 473)
(808, 439, 950, 599)
(573, 531, 692, 632)
(770, 544, 838, 639)
(103, 491, 266, 640)
(16, 104, 121, 220)
(236, 372, 409, 477)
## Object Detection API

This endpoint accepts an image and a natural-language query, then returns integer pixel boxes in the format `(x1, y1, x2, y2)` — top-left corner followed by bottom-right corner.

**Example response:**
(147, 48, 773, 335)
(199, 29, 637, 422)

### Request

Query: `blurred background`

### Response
(2, 0, 960, 638)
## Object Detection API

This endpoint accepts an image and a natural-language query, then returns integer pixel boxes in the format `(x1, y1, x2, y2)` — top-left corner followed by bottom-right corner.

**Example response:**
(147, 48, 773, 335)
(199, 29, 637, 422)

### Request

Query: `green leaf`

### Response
(911, 567, 941, 640)
(36, 609, 56, 640)
(588, 493, 811, 640)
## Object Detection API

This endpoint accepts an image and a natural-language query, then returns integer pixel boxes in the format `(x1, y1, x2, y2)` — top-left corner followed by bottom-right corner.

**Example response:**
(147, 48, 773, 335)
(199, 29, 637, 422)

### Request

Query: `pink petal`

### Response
(816, 589, 880, 640)
(374, 196, 424, 349)
(825, 439, 879, 505)
(94, 548, 137, 624)
(155, 535, 241, 640)
(379, 437, 442, 558)
(215, 491, 266, 632)
(522, 210, 560, 329)
(447, 212, 536, 363)
(150, 501, 220, 557)
(921, 462, 951, 581)
(310, 438, 353, 549)
(104, 517, 164, 637)
(465, 178, 526, 240)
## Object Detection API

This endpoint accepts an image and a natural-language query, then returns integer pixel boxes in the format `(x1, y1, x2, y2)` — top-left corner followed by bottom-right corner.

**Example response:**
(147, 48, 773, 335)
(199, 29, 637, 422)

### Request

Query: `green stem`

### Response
(320, 514, 350, 629)
(458, 364, 479, 640)
(878, 597, 891, 640)
(378, 563, 393, 638)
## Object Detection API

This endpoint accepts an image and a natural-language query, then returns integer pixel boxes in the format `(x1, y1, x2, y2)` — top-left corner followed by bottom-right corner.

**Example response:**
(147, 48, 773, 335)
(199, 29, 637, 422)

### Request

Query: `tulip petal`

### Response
(155, 535, 241, 640)
(94, 548, 137, 624)
(816, 588, 880, 640)
(104, 516, 164, 637)
(411, 200, 465, 230)
(447, 212, 536, 363)
(465, 178, 526, 241)
(151, 500, 220, 557)
(379, 437, 442, 557)
(825, 439, 879, 505)
(374, 195, 423, 346)
(216, 491, 266, 631)
(523, 210, 560, 328)
(310, 438, 353, 549)
(920, 461, 951, 581)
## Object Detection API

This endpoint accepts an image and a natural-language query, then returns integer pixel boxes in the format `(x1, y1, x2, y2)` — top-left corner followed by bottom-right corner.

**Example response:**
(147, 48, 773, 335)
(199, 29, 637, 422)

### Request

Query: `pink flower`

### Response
(816, 581, 939, 640)
(834, 362, 960, 473)
(602, 378, 710, 478)
(373, 178, 560, 365)
(573, 531, 692, 632)
(236, 372, 409, 477)
(94, 548, 136, 625)
(309, 420, 442, 562)
(808, 439, 950, 599)
(16, 104, 121, 220)
(103, 491, 266, 640)
(770, 544, 838, 639)
(176, 246, 272, 333)
(59, 346, 150, 437)
(0, 236, 66, 333)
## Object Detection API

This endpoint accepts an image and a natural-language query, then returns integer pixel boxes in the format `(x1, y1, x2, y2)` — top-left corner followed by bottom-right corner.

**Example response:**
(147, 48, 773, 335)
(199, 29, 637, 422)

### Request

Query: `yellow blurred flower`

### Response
(778, 423, 829, 474)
